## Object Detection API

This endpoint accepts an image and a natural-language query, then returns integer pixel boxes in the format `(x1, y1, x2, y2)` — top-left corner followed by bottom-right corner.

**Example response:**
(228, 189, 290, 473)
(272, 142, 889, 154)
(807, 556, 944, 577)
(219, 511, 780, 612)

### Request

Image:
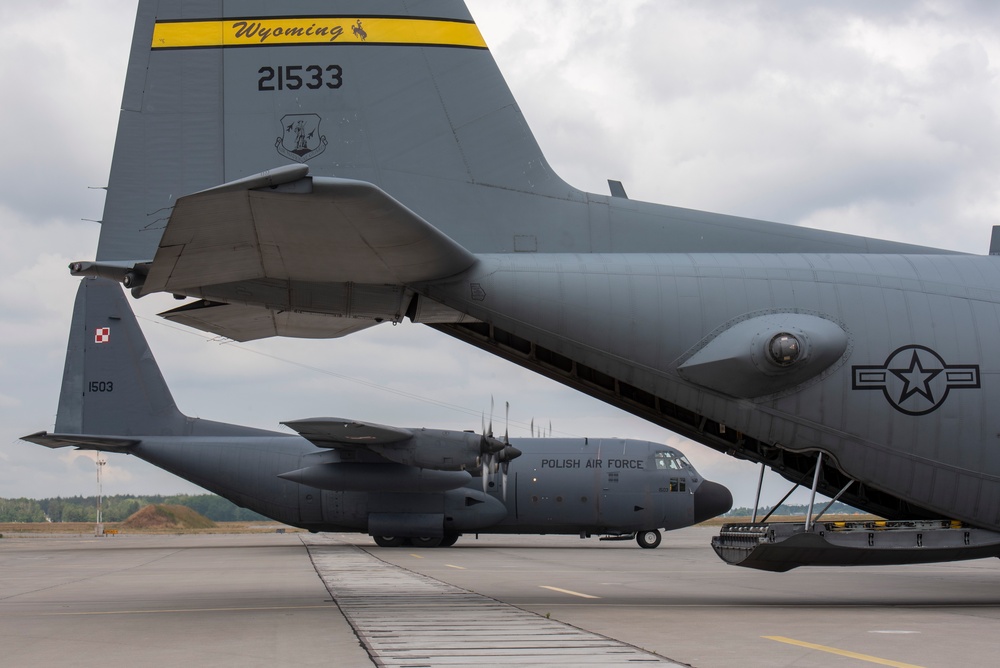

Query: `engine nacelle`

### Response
(278, 462, 472, 492)
(368, 428, 484, 471)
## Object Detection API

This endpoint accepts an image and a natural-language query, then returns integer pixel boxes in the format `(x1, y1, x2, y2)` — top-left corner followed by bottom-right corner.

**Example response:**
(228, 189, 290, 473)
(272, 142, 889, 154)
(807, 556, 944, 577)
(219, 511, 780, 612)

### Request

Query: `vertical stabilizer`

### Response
(97, 0, 572, 262)
(55, 278, 185, 436)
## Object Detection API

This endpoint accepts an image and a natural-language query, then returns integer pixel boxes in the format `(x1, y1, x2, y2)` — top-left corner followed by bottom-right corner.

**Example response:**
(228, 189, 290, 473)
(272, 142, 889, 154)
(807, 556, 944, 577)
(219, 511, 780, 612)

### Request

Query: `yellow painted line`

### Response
(539, 586, 600, 600)
(409, 554, 424, 559)
(445, 564, 466, 570)
(152, 17, 486, 50)
(18, 605, 334, 617)
(763, 636, 925, 668)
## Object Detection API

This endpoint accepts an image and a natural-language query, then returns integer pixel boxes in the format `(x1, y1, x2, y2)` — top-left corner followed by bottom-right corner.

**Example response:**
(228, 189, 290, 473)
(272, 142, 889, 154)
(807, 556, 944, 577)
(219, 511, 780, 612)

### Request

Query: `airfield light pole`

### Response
(96, 457, 106, 537)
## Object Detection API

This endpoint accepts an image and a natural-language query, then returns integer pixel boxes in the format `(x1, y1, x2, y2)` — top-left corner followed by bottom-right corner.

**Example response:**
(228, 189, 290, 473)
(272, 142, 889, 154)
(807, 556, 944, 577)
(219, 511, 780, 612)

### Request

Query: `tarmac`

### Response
(2, 526, 999, 667)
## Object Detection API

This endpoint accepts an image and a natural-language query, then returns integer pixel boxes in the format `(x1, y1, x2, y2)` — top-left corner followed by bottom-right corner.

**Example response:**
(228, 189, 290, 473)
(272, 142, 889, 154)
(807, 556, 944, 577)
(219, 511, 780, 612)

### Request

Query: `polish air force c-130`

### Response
(59, 0, 1000, 570)
(25, 278, 731, 548)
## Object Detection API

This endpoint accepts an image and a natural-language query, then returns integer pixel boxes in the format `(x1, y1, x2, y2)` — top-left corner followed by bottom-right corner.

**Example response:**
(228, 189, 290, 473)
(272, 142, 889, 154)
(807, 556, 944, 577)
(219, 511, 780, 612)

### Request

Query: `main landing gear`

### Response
(372, 534, 460, 548)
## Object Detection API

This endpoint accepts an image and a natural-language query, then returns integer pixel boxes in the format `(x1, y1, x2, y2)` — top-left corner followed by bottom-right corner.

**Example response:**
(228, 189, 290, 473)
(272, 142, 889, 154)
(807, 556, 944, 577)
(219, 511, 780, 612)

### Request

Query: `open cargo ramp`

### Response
(712, 520, 1000, 572)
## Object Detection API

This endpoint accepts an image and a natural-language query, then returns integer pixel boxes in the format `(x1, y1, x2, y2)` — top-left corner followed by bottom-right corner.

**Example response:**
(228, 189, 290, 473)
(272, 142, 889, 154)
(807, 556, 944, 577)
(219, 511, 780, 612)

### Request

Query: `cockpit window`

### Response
(654, 451, 688, 471)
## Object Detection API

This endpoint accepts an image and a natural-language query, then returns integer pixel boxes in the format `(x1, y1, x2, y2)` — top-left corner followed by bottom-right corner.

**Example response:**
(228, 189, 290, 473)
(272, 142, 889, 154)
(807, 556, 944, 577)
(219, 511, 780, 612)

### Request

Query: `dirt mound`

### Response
(120, 504, 216, 530)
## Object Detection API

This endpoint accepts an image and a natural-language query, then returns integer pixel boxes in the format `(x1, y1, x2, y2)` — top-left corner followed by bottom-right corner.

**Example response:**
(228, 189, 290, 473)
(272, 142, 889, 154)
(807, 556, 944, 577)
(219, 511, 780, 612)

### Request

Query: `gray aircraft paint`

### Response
(24, 278, 730, 542)
(420, 251, 1000, 527)
(74, 1, 1000, 543)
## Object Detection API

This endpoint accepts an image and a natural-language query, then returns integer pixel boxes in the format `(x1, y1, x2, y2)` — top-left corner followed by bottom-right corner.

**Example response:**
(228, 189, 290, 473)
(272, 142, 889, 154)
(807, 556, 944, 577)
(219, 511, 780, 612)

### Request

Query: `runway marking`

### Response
(870, 630, 921, 635)
(409, 553, 424, 558)
(540, 585, 601, 599)
(445, 564, 466, 570)
(763, 636, 926, 668)
(22, 605, 334, 617)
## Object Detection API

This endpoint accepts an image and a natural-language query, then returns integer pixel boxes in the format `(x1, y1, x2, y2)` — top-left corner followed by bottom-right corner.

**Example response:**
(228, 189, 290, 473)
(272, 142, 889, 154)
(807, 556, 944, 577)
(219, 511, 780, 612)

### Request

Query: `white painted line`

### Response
(869, 630, 921, 635)
(540, 585, 601, 599)
(445, 564, 466, 570)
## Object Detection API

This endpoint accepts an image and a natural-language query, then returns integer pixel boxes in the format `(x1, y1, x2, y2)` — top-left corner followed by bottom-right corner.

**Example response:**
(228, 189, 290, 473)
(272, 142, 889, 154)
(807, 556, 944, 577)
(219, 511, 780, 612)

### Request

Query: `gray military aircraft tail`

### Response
(23, 278, 732, 547)
(66, 1, 1000, 568)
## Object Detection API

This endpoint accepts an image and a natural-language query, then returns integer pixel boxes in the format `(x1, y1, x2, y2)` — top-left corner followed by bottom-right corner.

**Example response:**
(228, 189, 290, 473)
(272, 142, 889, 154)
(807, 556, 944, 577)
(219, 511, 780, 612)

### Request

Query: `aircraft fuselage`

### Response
(128, 435, 727, 536)
(419, 252, 1000, 530)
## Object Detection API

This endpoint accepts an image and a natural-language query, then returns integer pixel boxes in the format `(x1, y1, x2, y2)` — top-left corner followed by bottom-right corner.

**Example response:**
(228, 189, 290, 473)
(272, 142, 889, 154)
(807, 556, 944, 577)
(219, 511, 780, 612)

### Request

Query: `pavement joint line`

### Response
(539, 585, 601, 599)
(763, 635, 926, 668)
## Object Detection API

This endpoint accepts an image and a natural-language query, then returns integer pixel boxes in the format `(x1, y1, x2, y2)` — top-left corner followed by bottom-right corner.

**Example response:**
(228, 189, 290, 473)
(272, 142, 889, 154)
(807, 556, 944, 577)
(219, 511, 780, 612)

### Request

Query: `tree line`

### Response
(0, 495, 267, 523)
(724, 501, 863, 517)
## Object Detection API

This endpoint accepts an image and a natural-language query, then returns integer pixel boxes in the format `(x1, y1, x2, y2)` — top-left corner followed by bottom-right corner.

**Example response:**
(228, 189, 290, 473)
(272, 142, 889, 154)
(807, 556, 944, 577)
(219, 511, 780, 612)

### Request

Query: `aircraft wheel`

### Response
(636, 530, 662, 549)
(439, 534, 460, 547)
(373, 536, 406, 548)
(411, 536, 443, 548)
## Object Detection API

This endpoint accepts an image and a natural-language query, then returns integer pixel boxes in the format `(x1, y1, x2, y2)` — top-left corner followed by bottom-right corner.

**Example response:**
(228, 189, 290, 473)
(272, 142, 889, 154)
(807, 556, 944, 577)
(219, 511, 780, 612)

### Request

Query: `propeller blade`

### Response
(488, 396, 495, 438)
(504, 401, 510, 444)
(477, 398, 515, 497)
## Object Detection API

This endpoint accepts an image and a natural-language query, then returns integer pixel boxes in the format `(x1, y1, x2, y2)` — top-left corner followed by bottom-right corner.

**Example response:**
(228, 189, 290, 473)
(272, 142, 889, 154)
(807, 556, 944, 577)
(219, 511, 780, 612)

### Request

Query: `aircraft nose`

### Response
(693, 480, 733, 523)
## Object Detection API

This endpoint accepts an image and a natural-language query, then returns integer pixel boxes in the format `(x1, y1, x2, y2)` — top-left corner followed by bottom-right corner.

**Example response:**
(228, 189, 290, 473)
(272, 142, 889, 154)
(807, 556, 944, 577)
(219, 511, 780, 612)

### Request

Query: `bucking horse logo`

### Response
(352, 20, 367, 41)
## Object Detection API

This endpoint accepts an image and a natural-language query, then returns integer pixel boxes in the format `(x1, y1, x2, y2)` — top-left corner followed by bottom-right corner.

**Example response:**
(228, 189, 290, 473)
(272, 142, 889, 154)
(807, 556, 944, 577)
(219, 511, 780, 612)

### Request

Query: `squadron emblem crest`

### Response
(275, 113, 328, 163)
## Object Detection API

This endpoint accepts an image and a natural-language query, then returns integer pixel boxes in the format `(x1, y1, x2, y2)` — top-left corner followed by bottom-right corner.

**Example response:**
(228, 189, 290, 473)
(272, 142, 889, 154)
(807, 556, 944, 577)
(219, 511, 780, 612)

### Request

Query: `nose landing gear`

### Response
(636, 529, 662, 549)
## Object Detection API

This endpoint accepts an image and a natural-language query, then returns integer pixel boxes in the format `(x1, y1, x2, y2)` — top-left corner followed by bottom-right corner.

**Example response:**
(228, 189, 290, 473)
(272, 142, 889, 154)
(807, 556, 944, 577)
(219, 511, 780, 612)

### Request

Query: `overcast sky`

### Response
(2, 1, 999, 511)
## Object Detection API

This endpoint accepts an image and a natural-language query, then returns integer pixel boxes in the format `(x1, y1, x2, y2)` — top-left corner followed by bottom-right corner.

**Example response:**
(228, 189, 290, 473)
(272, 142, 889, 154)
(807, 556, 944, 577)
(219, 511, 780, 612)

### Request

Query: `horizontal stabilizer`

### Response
(142, 176, 478, 295)
(159, 300, 377, 343)
(283, 418, 413, 448)
(21, 431, 139, 451)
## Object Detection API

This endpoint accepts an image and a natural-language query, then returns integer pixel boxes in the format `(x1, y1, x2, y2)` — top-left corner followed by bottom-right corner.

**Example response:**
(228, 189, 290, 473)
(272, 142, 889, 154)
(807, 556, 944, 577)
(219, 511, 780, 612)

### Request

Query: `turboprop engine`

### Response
(280, 419, 521, 473)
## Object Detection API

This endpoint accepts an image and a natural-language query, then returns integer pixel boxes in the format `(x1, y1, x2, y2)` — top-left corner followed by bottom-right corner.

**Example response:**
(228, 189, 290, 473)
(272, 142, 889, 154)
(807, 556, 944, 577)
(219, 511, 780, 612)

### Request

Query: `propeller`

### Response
(477, 398, 522, 499)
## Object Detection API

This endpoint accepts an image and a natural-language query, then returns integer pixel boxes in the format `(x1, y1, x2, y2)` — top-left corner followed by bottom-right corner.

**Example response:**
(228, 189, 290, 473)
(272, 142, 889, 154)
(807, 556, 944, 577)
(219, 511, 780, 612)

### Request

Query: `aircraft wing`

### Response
(141, 177, 478, 295)
(21, 432, 139, 451)
(282, 418, 414, 449)
(158, 299, 377, 343)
